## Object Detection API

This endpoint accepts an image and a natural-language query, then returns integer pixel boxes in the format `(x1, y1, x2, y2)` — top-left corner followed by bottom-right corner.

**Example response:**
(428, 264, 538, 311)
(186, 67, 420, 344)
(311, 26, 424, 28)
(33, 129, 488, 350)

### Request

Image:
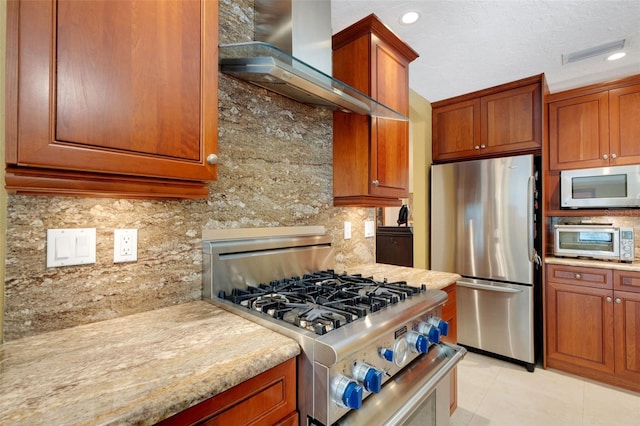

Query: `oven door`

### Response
(554, 225, 619, 260)
(335, 343, 466, 426)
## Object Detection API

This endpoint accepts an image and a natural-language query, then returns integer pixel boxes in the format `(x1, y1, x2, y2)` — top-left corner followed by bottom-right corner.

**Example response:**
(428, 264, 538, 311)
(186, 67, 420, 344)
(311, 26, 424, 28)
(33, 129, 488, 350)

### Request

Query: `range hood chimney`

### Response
(219, 0, 408, 120)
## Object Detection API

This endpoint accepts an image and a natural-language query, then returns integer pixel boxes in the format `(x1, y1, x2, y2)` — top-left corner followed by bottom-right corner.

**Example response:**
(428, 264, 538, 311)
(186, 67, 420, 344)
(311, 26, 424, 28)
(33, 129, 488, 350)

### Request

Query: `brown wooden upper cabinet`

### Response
(5, 0, 218, 199)
(548, 75, 640, 171)
(432, 75, 543, 163)
(332, 14, 419, 207)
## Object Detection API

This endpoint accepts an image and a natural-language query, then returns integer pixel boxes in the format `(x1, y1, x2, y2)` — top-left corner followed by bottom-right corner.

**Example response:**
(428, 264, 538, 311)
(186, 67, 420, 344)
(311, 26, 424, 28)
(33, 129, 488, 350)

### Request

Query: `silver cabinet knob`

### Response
(575, 273, 582, 280)
(611, 153, 617, 159)
(603, 154, 609, 160)
(372, 180, 380, 186)
(474, 146, 480, 150)
(206, 154, 219, 165)
(480, 144, 486, 149)
(606, 296, 612, 303)
(615, 298, 622, 304)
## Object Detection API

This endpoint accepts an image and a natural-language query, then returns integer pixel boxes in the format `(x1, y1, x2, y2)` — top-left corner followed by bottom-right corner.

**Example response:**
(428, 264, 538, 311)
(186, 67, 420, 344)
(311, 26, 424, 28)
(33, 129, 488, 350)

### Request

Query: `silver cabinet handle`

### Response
(474, 146, 480, 150)
(606, 296, 612, 303)
(611, 153, 617, 159)
(603, 154, 609, 160)
(575, 273, 582, 280)
(206, 154, 219, 165)
(480, 144, 486, 148)
(372, 180, 380, 186)
(615, 298, 622, 304)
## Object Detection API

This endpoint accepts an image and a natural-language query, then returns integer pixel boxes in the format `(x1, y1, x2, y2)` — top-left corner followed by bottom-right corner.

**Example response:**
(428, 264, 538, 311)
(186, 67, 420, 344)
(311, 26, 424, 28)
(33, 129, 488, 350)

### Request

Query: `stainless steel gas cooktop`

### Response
(203, 228, 465, 426)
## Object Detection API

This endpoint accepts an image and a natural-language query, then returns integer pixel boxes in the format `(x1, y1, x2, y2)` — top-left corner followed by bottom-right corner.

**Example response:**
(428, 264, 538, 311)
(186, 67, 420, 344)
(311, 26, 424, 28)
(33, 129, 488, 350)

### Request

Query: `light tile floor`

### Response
(451, 351, 640, 426)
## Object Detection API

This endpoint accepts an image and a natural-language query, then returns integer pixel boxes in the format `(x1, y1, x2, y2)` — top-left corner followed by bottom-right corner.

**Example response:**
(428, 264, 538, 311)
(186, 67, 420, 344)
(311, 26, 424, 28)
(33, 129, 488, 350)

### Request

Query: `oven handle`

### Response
(336, 343, 467, 426)
(384, 343, 465, 425)
(457, 280, 522, 294)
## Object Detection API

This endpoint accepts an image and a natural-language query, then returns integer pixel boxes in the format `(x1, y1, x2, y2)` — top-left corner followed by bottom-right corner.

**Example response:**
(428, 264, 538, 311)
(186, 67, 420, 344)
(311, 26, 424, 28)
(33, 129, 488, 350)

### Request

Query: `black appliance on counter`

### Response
(376, 226, 414, 267)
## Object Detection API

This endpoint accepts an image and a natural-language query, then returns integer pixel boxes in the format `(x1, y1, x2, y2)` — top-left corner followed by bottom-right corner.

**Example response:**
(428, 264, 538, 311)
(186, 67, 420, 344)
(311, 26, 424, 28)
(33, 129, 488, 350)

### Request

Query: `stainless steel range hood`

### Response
(218, 0, 408, 121)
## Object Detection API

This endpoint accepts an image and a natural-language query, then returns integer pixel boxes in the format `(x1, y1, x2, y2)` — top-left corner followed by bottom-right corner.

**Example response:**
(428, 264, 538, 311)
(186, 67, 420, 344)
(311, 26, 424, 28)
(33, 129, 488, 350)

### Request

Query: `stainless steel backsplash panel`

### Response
(202, 232, 334, 299)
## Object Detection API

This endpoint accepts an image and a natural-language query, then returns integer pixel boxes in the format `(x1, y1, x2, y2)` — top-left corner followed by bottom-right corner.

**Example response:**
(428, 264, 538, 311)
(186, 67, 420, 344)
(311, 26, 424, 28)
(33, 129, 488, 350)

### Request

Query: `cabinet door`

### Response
(481, 83, 541, 153)
(546, 280, 614, 373)
(612, 270, 640, 389)
(432, 99, 481, 162)
(371, 41, 410, 199)
(613, 290, 640, 387)
(7, 1, 217, 186)
(548, 92, 609, 170)
(609, 83, 640, 166)
(331, 33, 374, 204)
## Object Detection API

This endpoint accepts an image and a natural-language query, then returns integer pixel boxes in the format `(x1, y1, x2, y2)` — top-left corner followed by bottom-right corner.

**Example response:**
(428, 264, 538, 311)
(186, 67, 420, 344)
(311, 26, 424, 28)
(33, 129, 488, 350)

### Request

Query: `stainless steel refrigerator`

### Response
(431, 154, 541, 371)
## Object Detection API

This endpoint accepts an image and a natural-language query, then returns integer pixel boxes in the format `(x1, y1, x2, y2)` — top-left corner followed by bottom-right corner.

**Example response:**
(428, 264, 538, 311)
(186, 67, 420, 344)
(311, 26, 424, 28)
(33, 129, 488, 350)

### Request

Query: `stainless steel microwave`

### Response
(554, 224, 635, 262)
(560, 165, 640, 208)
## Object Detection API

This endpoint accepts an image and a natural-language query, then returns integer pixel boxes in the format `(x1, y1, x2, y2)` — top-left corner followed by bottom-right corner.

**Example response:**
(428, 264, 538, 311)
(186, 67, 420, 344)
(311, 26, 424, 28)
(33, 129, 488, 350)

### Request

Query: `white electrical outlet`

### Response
(114, 229, 137, 263)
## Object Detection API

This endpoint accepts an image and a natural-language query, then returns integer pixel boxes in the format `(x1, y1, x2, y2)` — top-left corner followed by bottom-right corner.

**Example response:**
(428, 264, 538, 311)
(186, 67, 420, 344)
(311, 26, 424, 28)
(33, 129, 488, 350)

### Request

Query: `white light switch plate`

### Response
(46, 228, 96, 268)
(364, 220, 375, 238)
(114, 229, 138, 263)
(344, 221, 352, 240)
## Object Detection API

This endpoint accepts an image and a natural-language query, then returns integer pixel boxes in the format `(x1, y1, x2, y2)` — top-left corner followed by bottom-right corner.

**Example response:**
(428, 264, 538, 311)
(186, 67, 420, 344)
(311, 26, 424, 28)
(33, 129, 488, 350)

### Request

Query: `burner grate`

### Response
(219, 270, 426, 335)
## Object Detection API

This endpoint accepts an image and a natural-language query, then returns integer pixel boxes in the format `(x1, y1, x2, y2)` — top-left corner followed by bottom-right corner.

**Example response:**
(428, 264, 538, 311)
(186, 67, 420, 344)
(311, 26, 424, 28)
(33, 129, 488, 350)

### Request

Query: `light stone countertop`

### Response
(0, 264, 457, 425)
(545, 256, 640, 272)
(0, 301, 300, 426)
(350, 263, 461, 290)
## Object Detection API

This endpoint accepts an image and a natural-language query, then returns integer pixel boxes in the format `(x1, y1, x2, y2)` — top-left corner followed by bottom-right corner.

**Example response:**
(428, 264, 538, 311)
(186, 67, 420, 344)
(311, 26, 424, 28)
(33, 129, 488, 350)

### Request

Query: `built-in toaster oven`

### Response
(554, 224, 635, 262)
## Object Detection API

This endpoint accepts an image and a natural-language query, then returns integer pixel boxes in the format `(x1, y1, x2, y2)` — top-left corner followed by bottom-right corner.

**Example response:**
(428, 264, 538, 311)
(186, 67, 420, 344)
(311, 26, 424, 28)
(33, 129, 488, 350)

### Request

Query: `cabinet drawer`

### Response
(547, 264, 612, 289)
(614, 270, 640, 293)
(157, 358, 296, 426)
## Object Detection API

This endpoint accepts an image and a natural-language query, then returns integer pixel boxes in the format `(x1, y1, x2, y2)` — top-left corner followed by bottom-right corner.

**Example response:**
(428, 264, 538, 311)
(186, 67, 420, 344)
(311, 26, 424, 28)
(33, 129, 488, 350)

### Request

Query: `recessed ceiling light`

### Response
(400, 11, 420, 25)
(607, 52, 626, 61)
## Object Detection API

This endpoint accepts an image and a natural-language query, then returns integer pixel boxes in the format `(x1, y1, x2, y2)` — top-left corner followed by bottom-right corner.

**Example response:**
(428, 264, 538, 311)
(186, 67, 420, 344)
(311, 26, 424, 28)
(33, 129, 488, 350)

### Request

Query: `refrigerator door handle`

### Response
(527, 175, 534, 262)
(527, 175, 541, 266)
(457, 280, 522, 294)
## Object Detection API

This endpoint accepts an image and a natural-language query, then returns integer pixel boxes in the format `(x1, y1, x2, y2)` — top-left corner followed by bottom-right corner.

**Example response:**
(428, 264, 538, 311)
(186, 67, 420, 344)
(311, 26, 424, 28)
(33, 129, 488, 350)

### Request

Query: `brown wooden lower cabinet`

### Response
(546, 264, 640, 393)
(440, 283, 458, 415)
(156, 357, 297, 426)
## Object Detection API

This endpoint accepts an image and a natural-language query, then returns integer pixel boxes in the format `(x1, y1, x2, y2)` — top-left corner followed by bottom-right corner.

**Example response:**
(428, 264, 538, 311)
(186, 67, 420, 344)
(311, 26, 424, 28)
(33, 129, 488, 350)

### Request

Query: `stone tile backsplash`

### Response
(3, 0, 375, 340)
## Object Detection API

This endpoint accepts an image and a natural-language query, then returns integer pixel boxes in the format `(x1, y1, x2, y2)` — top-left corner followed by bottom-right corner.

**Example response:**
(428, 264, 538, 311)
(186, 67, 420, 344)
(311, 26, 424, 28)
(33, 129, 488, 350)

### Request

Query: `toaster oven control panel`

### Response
(620, 227, 635, 262)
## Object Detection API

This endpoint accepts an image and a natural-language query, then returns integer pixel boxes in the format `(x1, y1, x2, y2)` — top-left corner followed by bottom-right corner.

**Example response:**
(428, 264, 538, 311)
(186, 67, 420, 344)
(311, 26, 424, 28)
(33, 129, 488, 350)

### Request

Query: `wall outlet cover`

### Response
(114, 229, 138, 263)
(364, 220, 375, 238)
(344, 221, 352, 240)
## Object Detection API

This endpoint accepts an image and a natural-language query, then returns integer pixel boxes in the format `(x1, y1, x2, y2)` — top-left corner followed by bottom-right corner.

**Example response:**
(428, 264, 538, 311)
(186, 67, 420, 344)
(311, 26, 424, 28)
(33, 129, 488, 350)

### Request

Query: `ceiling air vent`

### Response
(562, 39, 626, 64)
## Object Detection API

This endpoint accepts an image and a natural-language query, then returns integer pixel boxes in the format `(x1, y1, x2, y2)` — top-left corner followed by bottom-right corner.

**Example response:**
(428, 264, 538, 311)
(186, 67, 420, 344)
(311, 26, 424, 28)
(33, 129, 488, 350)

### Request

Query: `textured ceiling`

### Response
(331, 0, 640, 102)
